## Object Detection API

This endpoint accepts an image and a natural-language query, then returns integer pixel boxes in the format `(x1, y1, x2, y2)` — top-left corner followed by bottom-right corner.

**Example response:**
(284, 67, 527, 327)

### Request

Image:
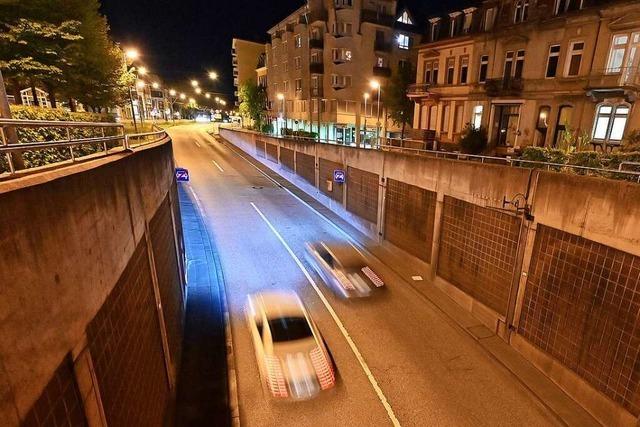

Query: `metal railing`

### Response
(0, 119, 168, 176)
(228, 127, 640, 183)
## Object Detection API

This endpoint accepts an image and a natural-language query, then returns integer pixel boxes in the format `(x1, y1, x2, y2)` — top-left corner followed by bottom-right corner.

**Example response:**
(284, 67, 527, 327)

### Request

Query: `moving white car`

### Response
(305, 241, 385, 298)
(245, 291, 335, 400)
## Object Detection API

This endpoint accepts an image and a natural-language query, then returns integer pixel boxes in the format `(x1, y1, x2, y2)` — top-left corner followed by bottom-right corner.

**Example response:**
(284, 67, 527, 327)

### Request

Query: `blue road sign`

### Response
(333, 169, 346, 183)
(175, 168, 190, 182)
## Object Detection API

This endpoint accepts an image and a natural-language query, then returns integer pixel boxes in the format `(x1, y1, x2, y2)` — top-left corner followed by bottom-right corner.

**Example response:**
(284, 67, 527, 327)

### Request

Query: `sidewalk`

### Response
(174, 184, 231, 427)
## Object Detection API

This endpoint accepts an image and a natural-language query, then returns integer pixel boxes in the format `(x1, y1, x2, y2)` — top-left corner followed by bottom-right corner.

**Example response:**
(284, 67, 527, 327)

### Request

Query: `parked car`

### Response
(245, 291, 335, 400)
(305, 241, 385, 298)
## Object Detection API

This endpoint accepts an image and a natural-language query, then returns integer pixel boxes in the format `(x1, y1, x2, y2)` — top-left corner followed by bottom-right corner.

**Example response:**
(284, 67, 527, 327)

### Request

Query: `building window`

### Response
(554, 0, 583, 15)
(295, 35, 302, 48)
(283, 61, 288, 72)
(592, 104, 629, 143)
(430, 19, 441, 42)
(333, 22, 352, 36)
(311, 52, 321, 63)
(397, 34, 410, 49)
(335, 0, 353, 7)
(479, 55, 489, 83)
(514, 50, 525, 78)
(514, 0, 529, 24)
(294, 56, 302, 69)
(484, 7, 497, 31)
(446, 57, 455, 84)
(397, 10, 413, 24)
(606, 32, 640, 75)
(424, 60, 439, 84)
(295, 79, 302, 91)
(399, 59, 408, 69)
(545, 45, 561, 78)
(462, 9, 475, 34)
(332, 48, 352, 62)
(376, 56, 385, 67)
(283, 81, 289, 93)
(473, 105, 483, 129)
(565, 41, 584, 77)
(503, 51, 514, 79)
(449, 13, 462, 37)
(459, 56, 469, 84)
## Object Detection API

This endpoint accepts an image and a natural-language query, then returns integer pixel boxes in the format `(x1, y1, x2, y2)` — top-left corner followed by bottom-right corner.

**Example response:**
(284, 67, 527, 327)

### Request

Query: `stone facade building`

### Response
(409, 0, 640, 152)
(232, 38, 267, 107)
(265, 0, 420, 145)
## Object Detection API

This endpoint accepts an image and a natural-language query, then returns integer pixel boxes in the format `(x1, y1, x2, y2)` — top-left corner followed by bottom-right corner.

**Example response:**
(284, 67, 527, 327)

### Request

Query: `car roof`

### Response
(321, 242, 364, 267)
(255, 291, 306, 320)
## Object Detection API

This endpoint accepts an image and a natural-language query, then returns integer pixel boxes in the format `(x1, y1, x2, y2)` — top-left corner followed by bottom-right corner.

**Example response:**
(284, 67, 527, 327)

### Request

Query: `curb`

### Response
(186, 185, 241, 427)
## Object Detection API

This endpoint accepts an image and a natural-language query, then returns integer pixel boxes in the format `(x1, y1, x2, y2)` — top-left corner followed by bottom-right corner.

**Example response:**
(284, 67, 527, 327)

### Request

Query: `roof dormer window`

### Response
(397, 10, 413, 25)
(449, 12, 462, 37)
(429, 17, 441, 42)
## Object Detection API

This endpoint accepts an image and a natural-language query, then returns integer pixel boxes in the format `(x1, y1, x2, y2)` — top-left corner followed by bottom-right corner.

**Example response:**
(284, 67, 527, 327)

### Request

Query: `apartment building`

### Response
(265, 0, 420, 145)
(409, 0, 640, 152)
(232, 38, 267, 106)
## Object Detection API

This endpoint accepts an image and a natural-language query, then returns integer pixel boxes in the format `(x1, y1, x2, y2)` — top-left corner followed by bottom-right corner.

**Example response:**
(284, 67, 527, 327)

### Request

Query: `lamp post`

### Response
(124, 48, 140, 132)
(277, 93, 285, 136)
(370, 80, 381, 147)
(363, 92, 370, 147)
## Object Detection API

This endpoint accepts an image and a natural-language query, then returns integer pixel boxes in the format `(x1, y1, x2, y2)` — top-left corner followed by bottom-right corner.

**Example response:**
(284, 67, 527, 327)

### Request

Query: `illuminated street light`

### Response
(138, 66, 148, 76)
(125, 48, 139, 61)
(179, 93, 186, 100)
(191, 80, 199, 87)
(205, 93, 211, 99)
(152, 82, 160, 89)
(208, 71, 218, 80)
(169, 89, 177, 97)
(195, 87, 202, 94)
(215, 96, 220, 102)
(136, 80, 146, 89)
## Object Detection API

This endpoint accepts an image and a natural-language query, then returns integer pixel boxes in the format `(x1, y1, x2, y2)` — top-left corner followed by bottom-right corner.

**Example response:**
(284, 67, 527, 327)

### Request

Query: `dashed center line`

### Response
(250, 201, 401, 427)
(212, 160, 224, 172)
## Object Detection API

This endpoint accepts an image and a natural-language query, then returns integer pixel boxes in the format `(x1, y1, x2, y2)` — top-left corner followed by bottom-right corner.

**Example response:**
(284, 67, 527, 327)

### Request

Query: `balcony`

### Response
(361, 9, 394, 27)
(587, 67, 640, 101)
(311, 87, 324, 97)
(309, 38, 323, 49)
(374, 40, 392, 52)
(310, 62, 324, 74)
(484, 78, 524, 97)
(373, 66, 392, 78)
(407, 83, 434, 98)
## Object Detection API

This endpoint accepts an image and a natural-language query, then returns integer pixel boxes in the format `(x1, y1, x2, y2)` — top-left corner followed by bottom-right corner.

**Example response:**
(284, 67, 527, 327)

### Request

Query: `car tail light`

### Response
(361, 266, 384, 287)
(310, 347, 335, 390)
(265, 355, 288, 397)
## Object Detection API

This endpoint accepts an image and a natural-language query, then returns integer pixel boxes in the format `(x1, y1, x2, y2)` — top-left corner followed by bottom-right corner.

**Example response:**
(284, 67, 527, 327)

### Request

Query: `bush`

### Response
(1, 106, 117, 173)
(520, 147, 548, 163)
(260, 122, 273, 134)
(459, 125, 488, 155)
(622, 129, 640, 152)
(567, 151, 603, 174)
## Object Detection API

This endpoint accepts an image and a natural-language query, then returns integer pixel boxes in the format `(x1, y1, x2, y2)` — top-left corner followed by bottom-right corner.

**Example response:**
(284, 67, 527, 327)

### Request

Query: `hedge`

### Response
(1, 106, 118, 173)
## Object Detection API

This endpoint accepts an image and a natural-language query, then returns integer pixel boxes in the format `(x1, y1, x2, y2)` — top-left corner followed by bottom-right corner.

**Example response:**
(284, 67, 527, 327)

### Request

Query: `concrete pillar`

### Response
(429, 191, 445, 280)
(72, 336, 107, 427)
(355, 103, 362, 148)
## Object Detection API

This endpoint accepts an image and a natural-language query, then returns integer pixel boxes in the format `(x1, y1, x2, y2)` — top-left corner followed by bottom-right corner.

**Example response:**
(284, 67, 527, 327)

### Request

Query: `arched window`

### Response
(514, 0, 529, 23)
(592, 104, 630, 144)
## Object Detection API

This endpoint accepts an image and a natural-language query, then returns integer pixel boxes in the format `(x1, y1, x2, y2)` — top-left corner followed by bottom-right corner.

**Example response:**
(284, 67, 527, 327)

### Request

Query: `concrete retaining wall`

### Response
(0, 139, 185, 426)
(221, 127, 640, 426)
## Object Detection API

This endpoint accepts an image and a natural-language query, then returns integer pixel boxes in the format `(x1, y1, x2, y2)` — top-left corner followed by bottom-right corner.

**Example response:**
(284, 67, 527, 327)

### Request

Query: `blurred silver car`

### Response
(305, 241, 385, 298)
(245, 291, 335, 400)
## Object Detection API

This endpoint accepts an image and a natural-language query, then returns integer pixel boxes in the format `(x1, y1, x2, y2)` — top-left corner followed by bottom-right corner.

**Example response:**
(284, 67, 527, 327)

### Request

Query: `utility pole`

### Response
(0, 70, 24, 170)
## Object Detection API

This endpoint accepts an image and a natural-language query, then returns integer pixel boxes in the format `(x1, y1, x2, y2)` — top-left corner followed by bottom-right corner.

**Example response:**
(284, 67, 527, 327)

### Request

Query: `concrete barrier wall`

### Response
(0, 139, 185, 426)
(221, 128, 640, 426)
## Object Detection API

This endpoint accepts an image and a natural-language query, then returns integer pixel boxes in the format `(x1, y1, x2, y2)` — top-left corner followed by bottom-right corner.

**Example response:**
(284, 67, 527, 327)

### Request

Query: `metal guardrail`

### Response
(0, 119, 168, 176)
(235, 128, 640, 183)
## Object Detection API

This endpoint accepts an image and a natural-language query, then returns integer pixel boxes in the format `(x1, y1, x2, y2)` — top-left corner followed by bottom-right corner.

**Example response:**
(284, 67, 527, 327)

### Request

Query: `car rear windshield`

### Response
(268, 317, 313, 342)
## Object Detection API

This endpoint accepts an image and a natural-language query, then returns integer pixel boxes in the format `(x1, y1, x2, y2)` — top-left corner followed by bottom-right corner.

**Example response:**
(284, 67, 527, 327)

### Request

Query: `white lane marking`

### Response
(250, 202, 401, 427)
(193, 139, 201, 148)
(212, 160, 225, 173)
(412, 276, 424, 282)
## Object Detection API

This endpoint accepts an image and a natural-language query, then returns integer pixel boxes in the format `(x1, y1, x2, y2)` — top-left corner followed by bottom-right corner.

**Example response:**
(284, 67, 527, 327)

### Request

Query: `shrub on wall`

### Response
(622, 129, 640, 152)
(459, 125, 488, 155)
(567, 151, 603, 174)
(1, 106, 117, 173)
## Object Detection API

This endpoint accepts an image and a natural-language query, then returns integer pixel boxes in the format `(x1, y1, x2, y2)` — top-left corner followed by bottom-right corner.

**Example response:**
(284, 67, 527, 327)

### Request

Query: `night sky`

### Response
(100, 0, 467, 101)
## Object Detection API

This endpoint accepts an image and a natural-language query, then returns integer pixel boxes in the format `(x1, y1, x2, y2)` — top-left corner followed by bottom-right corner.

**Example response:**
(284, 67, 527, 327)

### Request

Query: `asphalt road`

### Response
(169, 124, 558, 427)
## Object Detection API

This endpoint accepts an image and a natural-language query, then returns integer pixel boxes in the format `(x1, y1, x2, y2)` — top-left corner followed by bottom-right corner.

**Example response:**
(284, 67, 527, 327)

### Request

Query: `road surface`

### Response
(169, 124, 558, 427)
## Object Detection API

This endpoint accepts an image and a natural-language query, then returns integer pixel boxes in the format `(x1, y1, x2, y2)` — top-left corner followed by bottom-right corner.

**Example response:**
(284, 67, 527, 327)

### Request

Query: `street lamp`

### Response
(205, 93, 211, 99)
(179, 93, 186, 100)
(125, 48, 139, 61)
(191, 80, 199, 87)
(152, 82, 160, 89)
(277, 93, 285, 136)
(167, 89, 178, 121)
(195, 87, 202, 94)
(370, 80, 382, 146)
(363, 92, 370, 146)
(138, 66, 148, 76)
(169, 89, 176, 97)
(208, 71, 218, 80)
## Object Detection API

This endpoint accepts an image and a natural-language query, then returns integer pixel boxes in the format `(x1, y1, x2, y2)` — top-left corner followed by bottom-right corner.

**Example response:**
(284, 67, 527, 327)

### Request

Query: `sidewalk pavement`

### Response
(174, 184, 230, 427)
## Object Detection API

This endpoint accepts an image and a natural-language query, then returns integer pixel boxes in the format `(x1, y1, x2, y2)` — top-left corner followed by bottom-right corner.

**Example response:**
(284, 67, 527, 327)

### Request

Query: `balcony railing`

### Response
(588, 67, 640, 89)
(361, 9, 394, 26)
(484, 78, 524, 97)
(310, 62, 324, 74)
(373, 66, 392, 78)
(311, 87, 323, 97)
(407, 83, 432, 97)
(309, 38, 323, 49)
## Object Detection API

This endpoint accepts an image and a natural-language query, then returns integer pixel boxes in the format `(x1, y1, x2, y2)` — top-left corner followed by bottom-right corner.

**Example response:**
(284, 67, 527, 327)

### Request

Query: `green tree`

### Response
(238, 80, 267, 130)
(384, 62, 415, 140)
